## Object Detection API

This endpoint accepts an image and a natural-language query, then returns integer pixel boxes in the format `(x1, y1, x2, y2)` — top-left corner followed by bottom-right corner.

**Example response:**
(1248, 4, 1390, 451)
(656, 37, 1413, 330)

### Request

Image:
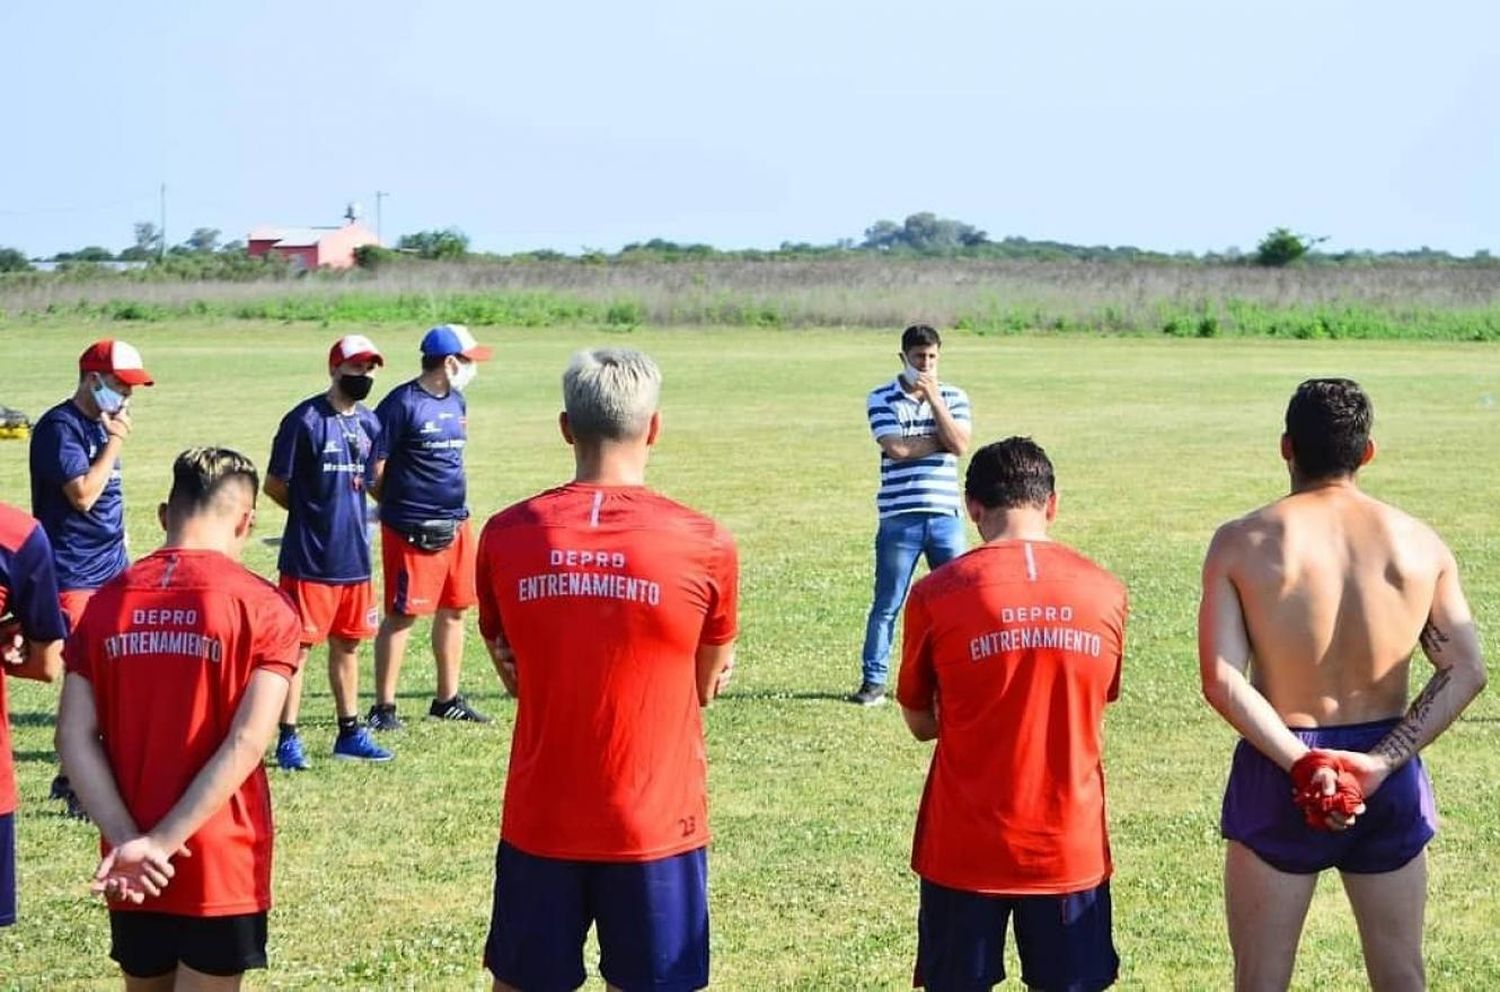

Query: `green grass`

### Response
(2, 324, 1499, 989)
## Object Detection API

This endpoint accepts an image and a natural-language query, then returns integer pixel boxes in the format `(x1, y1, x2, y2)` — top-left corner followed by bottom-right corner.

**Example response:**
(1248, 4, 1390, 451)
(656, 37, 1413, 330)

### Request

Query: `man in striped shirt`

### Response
(853, 324, 972, 706)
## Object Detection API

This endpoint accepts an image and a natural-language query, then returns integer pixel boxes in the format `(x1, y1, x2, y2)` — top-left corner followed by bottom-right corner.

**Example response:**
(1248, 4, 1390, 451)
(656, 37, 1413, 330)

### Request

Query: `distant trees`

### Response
(0, 247, 31, 272)
(863, 212, 989, 252)
(54, 246, 114, 262)
(185, 227, 222, 253)
(397, 227, 469, 260)
(119, 221, 164, 261)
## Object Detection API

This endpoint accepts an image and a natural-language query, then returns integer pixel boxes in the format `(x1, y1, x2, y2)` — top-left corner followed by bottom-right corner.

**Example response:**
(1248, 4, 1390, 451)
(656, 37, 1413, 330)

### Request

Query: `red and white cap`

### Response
(79, 339, 154, 386)
(328, 334, 385, 369)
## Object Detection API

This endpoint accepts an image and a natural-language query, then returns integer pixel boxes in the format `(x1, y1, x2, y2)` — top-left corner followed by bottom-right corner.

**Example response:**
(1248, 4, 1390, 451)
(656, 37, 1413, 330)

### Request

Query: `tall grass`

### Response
(4, 258, 1500, 339)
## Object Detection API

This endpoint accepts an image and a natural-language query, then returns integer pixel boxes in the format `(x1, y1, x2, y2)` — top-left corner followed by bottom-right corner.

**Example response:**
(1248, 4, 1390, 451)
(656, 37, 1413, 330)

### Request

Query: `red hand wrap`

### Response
(1290, 750, 1365, 831)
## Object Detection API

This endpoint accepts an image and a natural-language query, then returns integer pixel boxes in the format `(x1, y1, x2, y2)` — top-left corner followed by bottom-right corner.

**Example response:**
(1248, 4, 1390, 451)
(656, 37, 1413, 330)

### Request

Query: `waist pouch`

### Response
(400, 518, 459, 552)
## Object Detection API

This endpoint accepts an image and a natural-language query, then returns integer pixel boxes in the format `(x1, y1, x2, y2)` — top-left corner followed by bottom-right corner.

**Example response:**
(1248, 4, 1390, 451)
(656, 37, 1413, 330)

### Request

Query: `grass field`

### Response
(2, 322, 1499, 990)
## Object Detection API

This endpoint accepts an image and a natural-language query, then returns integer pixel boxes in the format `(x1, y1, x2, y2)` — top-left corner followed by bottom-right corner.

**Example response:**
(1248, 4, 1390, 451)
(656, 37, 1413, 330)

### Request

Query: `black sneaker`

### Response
(848, 681, 887, 706)
(367, 703, 405, 732)
(51, 776, 91, 822)
(428, 694, 492, 723)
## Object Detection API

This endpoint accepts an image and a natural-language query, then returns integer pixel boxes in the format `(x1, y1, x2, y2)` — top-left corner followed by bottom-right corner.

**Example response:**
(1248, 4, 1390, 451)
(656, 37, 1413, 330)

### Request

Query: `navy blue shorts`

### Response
(1, 813, 15, 927)
(1221, 718, 1437, 875)
(916, 877, 1118, 991)
(484, 840, 710, 992)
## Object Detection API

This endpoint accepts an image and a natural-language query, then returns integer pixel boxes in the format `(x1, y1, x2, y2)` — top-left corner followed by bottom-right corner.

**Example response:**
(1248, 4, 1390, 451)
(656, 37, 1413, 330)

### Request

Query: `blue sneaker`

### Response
(276, 732, 311, 771)
(333, 727, 394, 763)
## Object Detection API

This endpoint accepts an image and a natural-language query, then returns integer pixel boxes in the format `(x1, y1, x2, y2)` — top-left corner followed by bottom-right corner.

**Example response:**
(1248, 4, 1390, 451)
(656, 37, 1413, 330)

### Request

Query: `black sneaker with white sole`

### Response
(848, 681, 887, 706)
(367, 703, 405, 732)
(429, 694, 493, 723)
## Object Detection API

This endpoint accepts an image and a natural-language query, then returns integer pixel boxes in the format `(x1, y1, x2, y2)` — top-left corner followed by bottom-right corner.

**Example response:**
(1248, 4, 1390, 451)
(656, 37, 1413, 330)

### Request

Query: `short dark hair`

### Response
(1284, 378, 1373, 480)
(965, 437, 1054, 510)
(901, 324, 941, 353)
(421, 354, 447, 372)
(167, 447, 259, 517)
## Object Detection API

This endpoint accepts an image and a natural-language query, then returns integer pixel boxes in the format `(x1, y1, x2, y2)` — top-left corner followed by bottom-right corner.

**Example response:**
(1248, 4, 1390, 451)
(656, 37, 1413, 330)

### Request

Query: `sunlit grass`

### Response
(1, 324, 1497, 989)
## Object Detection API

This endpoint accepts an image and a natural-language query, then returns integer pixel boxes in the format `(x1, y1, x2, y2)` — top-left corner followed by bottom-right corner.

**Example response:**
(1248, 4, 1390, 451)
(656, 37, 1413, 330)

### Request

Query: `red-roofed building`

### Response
(247, 213, 380, 271)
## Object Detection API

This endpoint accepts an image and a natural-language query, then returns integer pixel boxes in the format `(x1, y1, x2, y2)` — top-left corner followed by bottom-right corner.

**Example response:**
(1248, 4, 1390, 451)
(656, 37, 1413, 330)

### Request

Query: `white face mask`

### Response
(902, 361, 925, 387)
(449, 359, 477, 392)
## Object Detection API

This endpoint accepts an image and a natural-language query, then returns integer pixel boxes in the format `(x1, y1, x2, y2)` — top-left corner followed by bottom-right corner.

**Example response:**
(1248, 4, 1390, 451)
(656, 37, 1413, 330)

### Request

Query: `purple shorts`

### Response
(1221, 718, 1437, 874)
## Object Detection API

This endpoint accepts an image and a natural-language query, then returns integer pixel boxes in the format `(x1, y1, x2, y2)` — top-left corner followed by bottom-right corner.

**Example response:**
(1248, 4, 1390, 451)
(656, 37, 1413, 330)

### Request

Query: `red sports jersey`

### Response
(897, 539, 1127, 895)
(476, 483, 738, 861)
(64, 549, 301, 916)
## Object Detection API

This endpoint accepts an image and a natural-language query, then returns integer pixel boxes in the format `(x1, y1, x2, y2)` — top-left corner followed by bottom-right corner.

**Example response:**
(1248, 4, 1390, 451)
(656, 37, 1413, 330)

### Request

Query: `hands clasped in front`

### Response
(92, 837, 190, 904)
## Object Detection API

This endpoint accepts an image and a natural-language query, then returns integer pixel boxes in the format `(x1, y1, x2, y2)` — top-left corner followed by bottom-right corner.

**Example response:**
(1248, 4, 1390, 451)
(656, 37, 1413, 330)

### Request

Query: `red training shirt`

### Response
(476, 483, 738, 862)
(897, 539, 1127, 895)
(65, 549, 301, 916)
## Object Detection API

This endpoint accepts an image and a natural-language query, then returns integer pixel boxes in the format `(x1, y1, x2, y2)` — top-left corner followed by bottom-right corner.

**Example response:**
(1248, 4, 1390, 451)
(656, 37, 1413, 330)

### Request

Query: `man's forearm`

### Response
(71, 440, 123, 511)
(149, 725, 270, 851)
(1203, 663, 1310, 770)
(56, 732, 139, 846)
(927, 400, 968, 455)
(1371, 656, 1486, 770)
(881, 435, 942, 461)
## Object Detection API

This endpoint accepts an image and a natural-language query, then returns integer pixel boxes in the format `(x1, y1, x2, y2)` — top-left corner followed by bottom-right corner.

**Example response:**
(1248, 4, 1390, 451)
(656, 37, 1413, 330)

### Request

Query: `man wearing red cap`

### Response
(262, 335, 393, 768)
(29, 339, 155, 817)
(367, 324, 494, 729)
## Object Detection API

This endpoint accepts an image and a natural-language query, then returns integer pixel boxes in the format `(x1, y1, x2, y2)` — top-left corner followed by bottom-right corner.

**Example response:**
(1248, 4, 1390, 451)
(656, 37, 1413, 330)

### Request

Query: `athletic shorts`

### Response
(278, 575, 377, 645)
(915, 877, 1118, 992)
(1221, 718, 1437, 875)
(1, 813, 15, 927)
(109, 910, 268, 977)
(59, 588, 96, 632)
(380, 520, 477, 617)
(484, 841, 710, 992)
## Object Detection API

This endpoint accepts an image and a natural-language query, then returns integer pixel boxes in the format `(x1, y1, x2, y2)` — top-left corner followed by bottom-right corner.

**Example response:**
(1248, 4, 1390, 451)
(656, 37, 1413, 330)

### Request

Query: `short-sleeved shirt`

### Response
(0, 505, 69, 815)
(268, 394, 381, 583)
(29, 399, 128, 590)
(866, 377, 971, 519)
(897, 539, 1127, 895)
(64, 549, 301, 916)
(476, 483, 738, 862)
(372, 379, 470, 530)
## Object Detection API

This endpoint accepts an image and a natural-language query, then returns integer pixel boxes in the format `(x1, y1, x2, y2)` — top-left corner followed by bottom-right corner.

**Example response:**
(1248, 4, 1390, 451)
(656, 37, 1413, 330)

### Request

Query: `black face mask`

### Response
(338, 374, 374, 401)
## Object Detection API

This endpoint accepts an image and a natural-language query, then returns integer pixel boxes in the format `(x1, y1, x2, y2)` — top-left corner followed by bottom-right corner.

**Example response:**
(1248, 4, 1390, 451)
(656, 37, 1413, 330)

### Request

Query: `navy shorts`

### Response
(109, 911, 268, 978)
(915, 877, 1118, 992)
(1, 813, 15, 927)
(1221, 718, 1437, 875)
(484, 840, 710, 992)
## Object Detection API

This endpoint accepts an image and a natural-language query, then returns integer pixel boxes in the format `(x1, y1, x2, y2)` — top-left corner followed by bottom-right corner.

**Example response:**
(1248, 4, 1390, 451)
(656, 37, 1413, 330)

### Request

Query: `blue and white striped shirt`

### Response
(866, 377, 972, 519)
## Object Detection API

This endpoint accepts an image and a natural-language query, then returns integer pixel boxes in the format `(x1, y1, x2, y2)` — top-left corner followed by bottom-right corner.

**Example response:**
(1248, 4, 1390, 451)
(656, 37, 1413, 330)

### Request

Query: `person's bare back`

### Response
(1218, 483, 1449, 728)
(1199, 378, 1487, 992)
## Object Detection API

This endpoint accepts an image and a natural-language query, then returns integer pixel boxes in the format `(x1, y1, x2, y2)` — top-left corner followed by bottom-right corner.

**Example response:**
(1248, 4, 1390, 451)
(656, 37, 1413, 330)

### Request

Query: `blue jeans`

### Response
(861, 512, 966, 686)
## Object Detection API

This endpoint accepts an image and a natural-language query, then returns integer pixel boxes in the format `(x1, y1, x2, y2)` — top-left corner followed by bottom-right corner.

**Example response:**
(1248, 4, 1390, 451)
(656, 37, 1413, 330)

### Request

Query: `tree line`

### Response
(2, 215, 1495, 276)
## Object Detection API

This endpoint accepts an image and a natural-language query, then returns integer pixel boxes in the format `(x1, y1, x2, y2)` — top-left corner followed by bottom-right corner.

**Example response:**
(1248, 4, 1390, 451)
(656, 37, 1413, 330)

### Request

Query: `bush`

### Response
(1256, 228, 1309, 267)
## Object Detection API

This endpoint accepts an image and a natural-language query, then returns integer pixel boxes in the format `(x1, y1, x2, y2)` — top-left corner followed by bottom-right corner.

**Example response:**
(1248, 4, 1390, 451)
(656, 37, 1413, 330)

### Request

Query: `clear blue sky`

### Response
(2, 1, 1494, 258)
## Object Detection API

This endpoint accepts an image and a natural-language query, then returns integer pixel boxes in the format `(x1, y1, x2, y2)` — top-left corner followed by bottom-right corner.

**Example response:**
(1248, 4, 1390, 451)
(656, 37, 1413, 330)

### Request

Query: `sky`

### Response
(1, 1, 1495, 258)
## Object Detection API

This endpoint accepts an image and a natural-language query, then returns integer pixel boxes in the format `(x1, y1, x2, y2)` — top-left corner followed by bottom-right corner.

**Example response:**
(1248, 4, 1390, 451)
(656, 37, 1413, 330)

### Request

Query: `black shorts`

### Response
(109, 910, 268, 978)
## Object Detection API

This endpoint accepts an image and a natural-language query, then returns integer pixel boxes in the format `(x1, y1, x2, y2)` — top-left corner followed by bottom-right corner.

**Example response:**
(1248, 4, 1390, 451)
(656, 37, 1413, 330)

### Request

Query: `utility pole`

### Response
(375, 190, 389, 245)
(159, 183, 167, 261)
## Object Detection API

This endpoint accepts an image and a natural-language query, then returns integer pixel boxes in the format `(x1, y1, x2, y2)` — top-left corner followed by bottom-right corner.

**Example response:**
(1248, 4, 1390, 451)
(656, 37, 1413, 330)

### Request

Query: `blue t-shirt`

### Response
(0, 505, 69, 641)
(28, 400, 129, 590)
(373, 379, 470, 530)
(268, 395, 381, 584)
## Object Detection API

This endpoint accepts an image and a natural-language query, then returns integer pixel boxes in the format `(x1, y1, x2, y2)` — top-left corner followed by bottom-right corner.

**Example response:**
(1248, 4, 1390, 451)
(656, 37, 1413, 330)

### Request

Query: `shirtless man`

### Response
(1199, 377, 1487, 991)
